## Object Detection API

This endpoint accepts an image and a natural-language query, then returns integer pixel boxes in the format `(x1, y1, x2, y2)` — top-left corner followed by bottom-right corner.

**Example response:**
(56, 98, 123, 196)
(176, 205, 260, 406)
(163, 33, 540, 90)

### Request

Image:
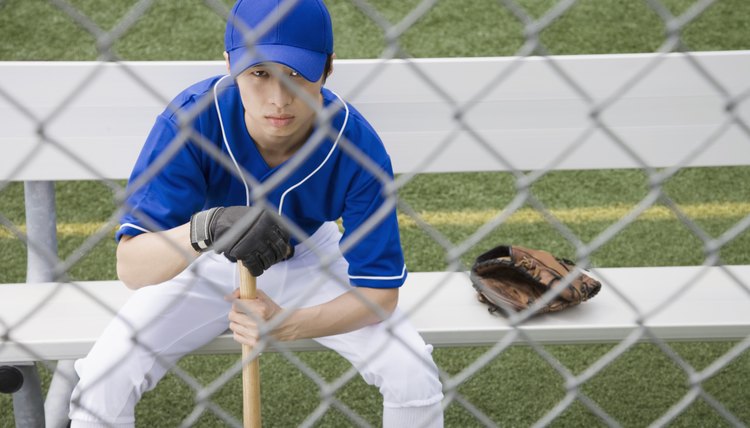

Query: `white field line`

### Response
(2, 202, 749, 238)
(397, 202, 750, 227)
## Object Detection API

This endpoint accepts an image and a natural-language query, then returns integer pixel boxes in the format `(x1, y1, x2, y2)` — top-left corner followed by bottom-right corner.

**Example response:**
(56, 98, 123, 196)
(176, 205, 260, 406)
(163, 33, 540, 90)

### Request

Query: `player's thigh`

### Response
(259, 222, 351, 308)
(72, 255, 236, 417)
(77, 255, 235, 378)
(314, 310, 442, 404)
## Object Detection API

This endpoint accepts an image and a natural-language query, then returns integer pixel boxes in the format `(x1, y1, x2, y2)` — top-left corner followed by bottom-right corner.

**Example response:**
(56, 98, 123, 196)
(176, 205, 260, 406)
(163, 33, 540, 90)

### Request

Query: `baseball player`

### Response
(68, 0, 444, 426)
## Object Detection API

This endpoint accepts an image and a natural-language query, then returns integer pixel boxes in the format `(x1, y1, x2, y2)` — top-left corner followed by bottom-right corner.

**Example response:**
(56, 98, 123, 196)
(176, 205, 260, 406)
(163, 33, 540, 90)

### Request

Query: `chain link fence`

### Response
(1, 0, 749, 426)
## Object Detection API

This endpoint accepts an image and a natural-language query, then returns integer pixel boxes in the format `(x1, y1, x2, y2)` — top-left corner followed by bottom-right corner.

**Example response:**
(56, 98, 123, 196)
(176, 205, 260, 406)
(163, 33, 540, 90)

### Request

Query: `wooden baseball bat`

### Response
(238, 261, 261, 428)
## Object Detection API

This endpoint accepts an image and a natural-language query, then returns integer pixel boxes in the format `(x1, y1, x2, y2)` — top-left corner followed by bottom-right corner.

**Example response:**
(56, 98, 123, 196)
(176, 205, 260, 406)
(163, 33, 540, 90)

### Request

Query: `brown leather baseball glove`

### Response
(470, 245, 601, 316)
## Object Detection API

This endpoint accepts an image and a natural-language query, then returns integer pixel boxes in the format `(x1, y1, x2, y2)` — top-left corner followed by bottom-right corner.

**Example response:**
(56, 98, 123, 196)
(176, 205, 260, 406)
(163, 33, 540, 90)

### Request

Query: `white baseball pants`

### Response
(69, 222, 444, 427)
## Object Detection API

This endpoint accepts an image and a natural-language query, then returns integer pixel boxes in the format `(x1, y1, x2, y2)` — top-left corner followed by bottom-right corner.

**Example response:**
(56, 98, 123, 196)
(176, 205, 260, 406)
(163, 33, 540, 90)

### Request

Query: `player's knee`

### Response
(70, 354, 153, 425)
(70, 334, 161, 413)
(364, 343, 443, 407)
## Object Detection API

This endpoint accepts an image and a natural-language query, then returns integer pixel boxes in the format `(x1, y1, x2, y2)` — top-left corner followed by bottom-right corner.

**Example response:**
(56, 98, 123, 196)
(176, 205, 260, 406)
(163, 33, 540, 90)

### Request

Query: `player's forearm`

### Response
(116, 223, 199, 289)
(276, 287, 399, 341)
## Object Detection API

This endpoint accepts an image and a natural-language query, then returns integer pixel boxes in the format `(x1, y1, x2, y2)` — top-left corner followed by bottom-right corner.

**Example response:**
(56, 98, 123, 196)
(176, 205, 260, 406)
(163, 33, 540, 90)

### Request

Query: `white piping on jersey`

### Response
(277, 90, 349, 216)
(214, 83, 400, 283)
(213, 76, 349, 213)
(213, 74, 252, 206)
(119, 223, 151, 234)
(349, 264, 407, 281)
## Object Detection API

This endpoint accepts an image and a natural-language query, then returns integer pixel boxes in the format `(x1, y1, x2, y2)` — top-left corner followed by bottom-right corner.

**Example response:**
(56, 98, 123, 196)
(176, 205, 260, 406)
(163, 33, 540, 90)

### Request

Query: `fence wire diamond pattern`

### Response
(1, 0, 749, 427)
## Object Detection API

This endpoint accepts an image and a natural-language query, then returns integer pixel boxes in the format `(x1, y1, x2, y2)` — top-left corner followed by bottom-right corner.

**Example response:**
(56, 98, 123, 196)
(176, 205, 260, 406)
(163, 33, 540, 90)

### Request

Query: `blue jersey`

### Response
(117, 75, 406, 288)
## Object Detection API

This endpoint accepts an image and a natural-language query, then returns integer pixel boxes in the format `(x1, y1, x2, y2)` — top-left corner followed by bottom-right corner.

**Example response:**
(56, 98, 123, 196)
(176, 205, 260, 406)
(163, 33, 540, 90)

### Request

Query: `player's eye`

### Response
(289, 70, 300, 77)
(251, 70, 268, 78)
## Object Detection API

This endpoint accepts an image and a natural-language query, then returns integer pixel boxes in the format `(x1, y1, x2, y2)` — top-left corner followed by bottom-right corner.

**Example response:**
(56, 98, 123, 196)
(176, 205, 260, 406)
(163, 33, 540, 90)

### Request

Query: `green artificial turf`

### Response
(1, 0, 749, 426)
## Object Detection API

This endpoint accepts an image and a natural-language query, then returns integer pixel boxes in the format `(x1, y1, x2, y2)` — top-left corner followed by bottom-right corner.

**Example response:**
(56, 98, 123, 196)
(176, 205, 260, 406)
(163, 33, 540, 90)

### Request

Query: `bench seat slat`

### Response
(3, 51, 750, 181)
(2, 265, 748, 363)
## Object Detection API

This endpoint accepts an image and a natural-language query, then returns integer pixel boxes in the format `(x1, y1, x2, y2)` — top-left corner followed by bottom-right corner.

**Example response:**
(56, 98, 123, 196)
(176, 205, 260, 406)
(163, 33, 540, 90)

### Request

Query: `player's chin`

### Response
(262, 125, 298, 139)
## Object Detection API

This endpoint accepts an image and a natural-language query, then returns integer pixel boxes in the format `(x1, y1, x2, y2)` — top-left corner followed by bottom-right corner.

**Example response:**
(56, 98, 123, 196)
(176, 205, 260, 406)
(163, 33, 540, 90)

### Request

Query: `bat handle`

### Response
(238, 261, 261, 428)
(239, 260, 257, 300)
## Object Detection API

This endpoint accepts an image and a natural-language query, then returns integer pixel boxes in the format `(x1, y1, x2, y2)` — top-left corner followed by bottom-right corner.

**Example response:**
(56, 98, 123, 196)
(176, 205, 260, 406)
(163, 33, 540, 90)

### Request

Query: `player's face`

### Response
(235, 62, 323, 150)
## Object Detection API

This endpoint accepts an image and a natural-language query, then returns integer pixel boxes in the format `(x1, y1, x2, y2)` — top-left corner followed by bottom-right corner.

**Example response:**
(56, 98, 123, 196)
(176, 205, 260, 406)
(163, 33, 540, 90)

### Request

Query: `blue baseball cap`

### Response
(225, 0, 334, 82)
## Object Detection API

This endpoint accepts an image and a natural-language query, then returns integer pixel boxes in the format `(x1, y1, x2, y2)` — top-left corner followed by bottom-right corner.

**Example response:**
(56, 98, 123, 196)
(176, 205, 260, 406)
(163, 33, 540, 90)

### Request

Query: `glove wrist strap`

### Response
(189, 207, 221, 252)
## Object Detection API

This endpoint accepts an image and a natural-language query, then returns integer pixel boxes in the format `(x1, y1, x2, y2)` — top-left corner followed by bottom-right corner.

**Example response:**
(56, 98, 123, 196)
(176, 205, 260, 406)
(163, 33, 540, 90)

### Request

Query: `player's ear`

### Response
(320, 53, 334, 85)
(223, 52, 230, 74)
(327, 53, 335, 78)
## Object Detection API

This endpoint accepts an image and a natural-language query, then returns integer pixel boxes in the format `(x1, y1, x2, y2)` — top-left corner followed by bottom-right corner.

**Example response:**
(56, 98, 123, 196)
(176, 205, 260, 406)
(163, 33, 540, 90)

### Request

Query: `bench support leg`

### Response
(45, 360, 77, 428)
(24, 181, 58, 283)
(19, 181, 59, 427)
(12, 364, 45, 428)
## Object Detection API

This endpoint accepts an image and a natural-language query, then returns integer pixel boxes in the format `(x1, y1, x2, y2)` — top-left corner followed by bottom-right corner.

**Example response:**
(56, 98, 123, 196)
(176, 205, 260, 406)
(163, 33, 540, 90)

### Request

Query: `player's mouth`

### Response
(266, 114, 294, 128)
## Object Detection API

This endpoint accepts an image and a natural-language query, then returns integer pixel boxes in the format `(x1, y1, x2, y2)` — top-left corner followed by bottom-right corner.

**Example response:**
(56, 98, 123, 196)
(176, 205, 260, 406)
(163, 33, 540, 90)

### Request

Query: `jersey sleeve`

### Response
(340, 152, 407, 289)
(116, 115, 208, 241)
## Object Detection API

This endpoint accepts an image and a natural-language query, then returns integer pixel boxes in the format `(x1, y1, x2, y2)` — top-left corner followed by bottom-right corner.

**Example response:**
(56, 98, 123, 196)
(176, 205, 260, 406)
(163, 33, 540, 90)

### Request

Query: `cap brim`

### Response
(228, 44, 327, 83)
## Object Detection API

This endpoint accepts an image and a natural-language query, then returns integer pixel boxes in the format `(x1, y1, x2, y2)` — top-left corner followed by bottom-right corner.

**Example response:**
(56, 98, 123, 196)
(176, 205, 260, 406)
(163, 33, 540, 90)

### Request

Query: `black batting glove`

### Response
(189, 206, 292, 276)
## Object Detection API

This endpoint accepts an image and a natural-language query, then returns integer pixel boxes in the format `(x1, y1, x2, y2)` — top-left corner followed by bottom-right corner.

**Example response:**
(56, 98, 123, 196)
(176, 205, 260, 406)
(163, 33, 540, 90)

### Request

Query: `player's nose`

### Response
(268, 77, 293, 108)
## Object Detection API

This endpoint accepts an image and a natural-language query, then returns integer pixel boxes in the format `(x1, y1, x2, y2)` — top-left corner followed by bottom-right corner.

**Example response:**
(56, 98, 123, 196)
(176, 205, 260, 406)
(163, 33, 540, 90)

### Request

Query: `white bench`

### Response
(2, 265, 750, 363)
(2, 52, 750, 425)
(4, 53, 750, 180)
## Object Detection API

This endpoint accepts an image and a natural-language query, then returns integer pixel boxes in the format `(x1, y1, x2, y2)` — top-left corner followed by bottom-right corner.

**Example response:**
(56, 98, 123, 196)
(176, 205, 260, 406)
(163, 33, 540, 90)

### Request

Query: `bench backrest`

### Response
(2, 50, 749, 182)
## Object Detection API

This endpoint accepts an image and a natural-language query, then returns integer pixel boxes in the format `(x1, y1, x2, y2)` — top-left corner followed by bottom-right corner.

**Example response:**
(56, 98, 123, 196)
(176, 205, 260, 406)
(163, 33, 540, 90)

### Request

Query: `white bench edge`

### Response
(2, 265, 749, 363)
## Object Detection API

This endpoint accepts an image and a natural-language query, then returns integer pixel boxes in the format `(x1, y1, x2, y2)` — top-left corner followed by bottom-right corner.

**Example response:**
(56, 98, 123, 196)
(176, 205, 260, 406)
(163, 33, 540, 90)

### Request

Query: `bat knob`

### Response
(0, 365, 24, 394)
